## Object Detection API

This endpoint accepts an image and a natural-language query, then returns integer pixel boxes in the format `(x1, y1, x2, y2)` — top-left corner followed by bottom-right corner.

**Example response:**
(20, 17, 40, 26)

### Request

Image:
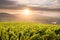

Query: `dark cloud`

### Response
(0, 0, 60, 10)
(0, 0, 16, 5)
(0, 0, 18, 9)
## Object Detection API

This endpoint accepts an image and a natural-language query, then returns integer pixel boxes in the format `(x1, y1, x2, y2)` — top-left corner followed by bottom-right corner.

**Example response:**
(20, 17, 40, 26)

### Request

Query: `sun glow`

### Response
(22, 8, 31, 15)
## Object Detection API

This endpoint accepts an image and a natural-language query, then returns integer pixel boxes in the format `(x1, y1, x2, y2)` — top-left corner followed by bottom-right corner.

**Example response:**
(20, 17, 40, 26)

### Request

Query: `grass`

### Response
(0, 22, 60, 40)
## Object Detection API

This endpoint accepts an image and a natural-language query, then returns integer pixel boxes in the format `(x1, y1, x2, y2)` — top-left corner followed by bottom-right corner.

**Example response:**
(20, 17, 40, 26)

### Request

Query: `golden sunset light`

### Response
(21, 8, 31, 15)
(0, 0, 60, 40)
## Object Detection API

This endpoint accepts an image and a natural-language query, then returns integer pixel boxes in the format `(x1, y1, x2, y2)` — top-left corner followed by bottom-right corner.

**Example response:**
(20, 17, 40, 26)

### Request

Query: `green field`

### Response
(0, 22, 60, 40)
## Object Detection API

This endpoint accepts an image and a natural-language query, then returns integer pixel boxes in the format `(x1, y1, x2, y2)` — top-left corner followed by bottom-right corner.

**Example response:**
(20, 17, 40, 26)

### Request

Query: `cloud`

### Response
(0, 0, 18, 8)
(0, 0, 60, 9)
(28, 0, 60, 9)
(10, 0, 28, 4)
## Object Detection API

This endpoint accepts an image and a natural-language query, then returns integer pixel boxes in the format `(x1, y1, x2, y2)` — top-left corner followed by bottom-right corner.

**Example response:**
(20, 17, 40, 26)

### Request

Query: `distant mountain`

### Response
(0, 12, 18, 22)
(30, 14, 60, 24)
(0, 12, 60, 24)
(14, 13, 60, 24)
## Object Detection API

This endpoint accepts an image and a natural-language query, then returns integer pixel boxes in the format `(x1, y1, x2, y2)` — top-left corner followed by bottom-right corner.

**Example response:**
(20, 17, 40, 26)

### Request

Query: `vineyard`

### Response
(0, 22, 60, 40)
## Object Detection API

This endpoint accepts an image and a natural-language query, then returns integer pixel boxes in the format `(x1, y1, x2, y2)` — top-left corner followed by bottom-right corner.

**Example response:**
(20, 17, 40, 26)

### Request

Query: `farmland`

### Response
(0, 22, 60, 40)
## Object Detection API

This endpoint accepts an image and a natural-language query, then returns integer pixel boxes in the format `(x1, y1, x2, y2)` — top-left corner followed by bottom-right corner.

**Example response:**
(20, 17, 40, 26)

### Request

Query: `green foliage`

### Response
(0, 22, 60, 40)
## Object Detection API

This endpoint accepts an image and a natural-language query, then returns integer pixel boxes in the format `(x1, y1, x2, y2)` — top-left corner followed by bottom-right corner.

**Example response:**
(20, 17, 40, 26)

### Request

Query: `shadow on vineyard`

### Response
(0, 22, 60, 40)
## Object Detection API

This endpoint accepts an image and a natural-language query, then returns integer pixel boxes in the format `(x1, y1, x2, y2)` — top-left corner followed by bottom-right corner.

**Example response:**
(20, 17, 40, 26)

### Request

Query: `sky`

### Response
(0, 0, 60, 9)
